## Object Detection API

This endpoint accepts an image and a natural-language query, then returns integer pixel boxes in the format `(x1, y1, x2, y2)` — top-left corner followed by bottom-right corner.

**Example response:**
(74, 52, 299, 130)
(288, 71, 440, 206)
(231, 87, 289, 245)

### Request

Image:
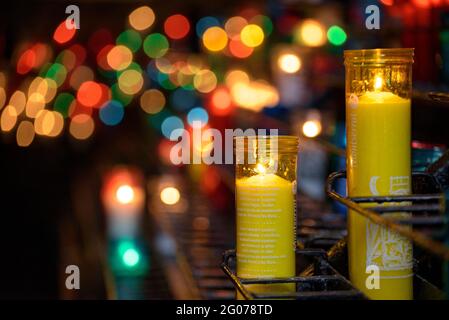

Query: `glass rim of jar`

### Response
(233, 135, 299, 153)
(344, 48, 414, 65)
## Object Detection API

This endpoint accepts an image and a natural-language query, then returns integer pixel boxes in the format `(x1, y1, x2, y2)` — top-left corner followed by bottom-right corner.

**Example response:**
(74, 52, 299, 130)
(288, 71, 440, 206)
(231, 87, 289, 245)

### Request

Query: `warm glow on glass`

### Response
(278, 53, 302, 73)
(160, 186, 181, 205)
(202, 27, 228, 52)
(255, 163, 267, 174)
(240, 24, 264, 48)
(129, 6, 155, 31)
(116, 185, 135, 204)
(374, 75, 383, 90)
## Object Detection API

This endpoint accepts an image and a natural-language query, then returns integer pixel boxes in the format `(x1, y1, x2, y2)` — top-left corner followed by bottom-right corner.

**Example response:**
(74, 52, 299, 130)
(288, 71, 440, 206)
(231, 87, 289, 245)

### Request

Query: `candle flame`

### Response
(256, 163, 267, 174)
(374, 76, 383, 91)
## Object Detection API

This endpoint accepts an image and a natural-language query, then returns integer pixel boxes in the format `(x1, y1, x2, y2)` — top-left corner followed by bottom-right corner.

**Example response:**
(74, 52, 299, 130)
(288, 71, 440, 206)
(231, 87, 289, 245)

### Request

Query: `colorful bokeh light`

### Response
(129, 6, 155, 31)
(202, 27, 228, 52)
(164, 14, 190, 40)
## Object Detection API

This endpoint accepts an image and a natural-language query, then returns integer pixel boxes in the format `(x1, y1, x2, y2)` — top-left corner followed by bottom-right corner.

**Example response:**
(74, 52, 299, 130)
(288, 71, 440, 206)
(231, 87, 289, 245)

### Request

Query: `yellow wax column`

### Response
(347, 90, 413, 300)
(236, 172, 296, 296)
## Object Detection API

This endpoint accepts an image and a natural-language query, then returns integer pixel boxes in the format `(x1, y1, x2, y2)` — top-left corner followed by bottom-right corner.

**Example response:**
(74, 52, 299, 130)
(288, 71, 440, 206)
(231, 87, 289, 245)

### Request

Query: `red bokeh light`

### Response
(16, 49, 36, 74)
(77, 81, 103, 108)
(209, 87, 233, 116)
(229, 39, 253, 58)
(164, 14, 190, 40)
(53, 21, 77, 44)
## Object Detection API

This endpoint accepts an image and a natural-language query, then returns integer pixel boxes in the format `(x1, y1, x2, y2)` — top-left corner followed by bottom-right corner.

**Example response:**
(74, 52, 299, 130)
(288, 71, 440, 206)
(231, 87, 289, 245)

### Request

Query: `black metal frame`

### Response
(221, 249, 364, 300)
(221, 170, 448, 299)
(327, 171, 449, 260)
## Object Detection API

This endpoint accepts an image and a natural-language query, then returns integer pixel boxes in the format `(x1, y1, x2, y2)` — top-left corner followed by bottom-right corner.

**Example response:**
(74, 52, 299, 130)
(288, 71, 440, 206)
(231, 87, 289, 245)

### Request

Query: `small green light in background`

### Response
(327, 26, 347, 46)
(122, 248, 140, 267)
(116, 29, 142, 53)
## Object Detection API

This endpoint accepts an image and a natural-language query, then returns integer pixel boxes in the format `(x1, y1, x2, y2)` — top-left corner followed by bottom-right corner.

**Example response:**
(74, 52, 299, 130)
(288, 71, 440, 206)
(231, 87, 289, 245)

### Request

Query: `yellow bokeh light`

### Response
(118, 69, 144, 95)
(29, 77, 57, 103)
(34, 110, 64, 137)
(107, 45, 133, 71)
(278, 53, 302, 74)
(225, 70, 250, 88)
(160, 186, 180, 205)
(296, 19, 326, 47)
(202, 27, 228, 52)
(302, 120, 322, 138)
(116, 185, 135, 204)
(193, 69, 217, 93)
(240, 24, 264, 48)
(16, 120, 35, 147)
(231, 81, 279, 111)
(9, 90, 26, 115)
(1, 105, 18, 132)
(70, 114, 94, 140)
(140, 89, 165, 114)
(0, 87, 6, 110)
(26, 92, 46, 118)
(155, 57, 176, 74)
(129, 6, 155, 31)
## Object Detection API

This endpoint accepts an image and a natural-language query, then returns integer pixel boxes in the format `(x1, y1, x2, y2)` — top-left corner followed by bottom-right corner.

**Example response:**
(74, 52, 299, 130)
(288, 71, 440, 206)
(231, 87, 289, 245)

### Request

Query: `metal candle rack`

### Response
(221, 248, 364, 300)
(221, 170, 449, 299)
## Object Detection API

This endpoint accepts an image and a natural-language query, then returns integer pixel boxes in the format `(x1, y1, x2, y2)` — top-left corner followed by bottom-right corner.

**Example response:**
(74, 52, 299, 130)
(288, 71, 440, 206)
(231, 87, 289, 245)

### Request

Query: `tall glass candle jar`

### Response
(344, 48, 414, 300)
(235, 135, 299, 297)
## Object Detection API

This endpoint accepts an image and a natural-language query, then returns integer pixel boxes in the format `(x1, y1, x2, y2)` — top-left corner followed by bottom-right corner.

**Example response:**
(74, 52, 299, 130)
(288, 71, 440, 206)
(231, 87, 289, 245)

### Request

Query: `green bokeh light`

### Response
(122, 248, 140, 267)
(116, 29, 142, 53)
(143, 33, 169, 59)
(53, 92, 74, 118)
(327, 25, 347, 46)
(45, 63, 67, 87)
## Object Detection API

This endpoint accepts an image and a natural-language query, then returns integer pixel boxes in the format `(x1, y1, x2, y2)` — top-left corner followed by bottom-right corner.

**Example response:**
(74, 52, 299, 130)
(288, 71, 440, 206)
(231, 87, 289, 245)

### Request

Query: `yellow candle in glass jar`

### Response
(347, 89, 413, 300)
(236, 172, 296, 296)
